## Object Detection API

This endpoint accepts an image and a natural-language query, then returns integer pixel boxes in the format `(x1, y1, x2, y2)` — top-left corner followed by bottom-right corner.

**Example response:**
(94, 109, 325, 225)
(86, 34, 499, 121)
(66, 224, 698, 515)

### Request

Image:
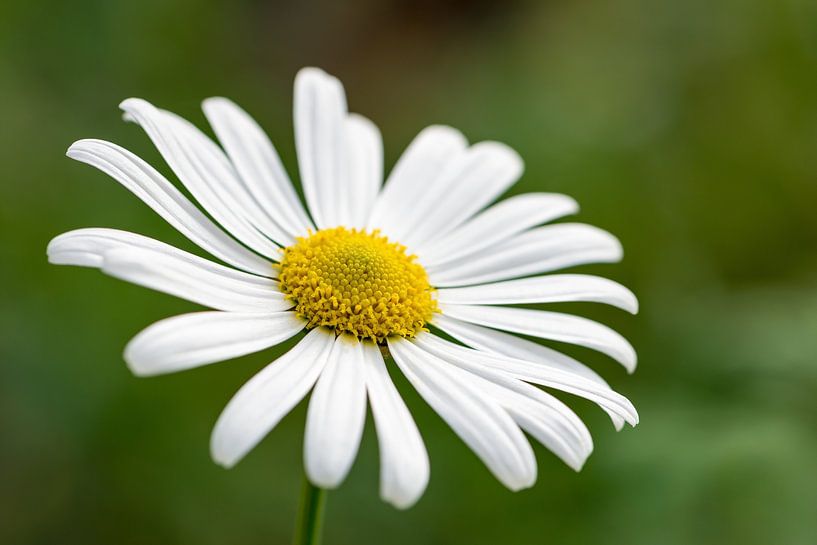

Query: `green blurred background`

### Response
(3, 0, 817, 543)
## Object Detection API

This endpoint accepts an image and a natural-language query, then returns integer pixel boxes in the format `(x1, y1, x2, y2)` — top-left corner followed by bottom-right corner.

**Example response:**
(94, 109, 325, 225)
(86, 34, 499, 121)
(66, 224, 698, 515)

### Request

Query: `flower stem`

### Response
(293, 476, 327, 545)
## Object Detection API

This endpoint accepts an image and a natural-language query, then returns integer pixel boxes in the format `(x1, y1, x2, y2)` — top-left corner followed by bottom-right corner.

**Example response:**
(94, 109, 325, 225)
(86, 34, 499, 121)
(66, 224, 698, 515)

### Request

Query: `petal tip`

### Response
(383, 492, 422, 510)
(65, 139, 97, 159)
(571, 455, 589, 472)
(419, 124, 469, 148)
(209, 441, 240, 469)
(294, 67, 336, 90)
(562, 194, 581, 215)
(201, 96, 239, 120)
(122, 342, 156, 378)
(202, 96, 230, 108)
(211, 454, 236, 469)
(119, 97, 147, 111)
(65, 143, 81, 158)
(304, 467, 344, 490)
(210, 433, 238, 466)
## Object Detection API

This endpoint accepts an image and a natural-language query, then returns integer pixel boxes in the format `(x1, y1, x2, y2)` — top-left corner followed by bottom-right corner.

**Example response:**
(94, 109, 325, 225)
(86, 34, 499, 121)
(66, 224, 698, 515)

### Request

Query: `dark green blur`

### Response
(2, 0, 817, 543)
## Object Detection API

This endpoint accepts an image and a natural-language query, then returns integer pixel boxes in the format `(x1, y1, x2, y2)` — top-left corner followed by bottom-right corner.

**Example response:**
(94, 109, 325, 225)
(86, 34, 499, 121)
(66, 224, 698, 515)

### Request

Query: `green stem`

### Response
(293, 476, 327, 545)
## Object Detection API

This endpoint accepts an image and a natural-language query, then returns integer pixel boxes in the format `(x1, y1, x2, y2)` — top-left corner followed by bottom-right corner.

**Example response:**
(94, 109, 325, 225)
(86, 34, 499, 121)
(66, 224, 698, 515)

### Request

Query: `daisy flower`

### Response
(48, 67, 638, 510)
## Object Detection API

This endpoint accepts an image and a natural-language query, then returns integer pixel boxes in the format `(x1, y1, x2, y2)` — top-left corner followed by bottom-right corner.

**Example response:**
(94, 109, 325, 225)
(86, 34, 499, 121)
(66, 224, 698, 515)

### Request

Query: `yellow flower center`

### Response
(278, 227, 437, 341)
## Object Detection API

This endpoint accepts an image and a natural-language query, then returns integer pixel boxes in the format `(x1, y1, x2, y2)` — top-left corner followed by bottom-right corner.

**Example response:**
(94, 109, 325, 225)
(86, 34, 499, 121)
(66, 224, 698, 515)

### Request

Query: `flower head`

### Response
(48, 67, 639, 509)
(278, 227, 437, 340)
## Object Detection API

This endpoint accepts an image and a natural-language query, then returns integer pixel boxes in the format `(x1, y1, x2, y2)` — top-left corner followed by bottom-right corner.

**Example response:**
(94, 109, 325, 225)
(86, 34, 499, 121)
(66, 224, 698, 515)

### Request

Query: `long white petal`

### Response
(399, 141, 524, 251)
(389, 337, 536, 491)
(413, 333, 593, 470)
(124, 311, 305, 376)
(203, 97, 314, 242)
(294, 68, 347, 229)
(439, 303, 637, 372)
(48, 228, 271, 285)
(412, 330, 639, 426)
(436, 274, 638, 313)
(163, 109, 296, 246)
(211, 328, 334, 467)
(100, 247, 291, 312)
(304, 334, 368, 488)
(431, 314, 626, 429)
(361, 342, 429, 509)
(428, 223, 623, 287)
(120, 98, 282, 257)
(367, 125, 467, 241)
(341, 114, 383, 229)
(66, 140, 273, 276)
(417, 193, 577, 267)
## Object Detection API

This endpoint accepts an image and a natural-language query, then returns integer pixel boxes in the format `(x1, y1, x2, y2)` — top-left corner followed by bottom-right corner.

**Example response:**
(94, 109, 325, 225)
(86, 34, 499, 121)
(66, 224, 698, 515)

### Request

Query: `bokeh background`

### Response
(3, 0, 817, 543)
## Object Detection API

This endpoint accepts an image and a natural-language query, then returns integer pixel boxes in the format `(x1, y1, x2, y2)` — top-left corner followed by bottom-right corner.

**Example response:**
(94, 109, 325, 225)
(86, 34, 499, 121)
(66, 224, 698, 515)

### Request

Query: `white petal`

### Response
(414, 329, 639, 426)
(439, 303, 637, 372)
(398, 141, 524, 251)
(361, 342, 429, 509)
(163, 109, 296, 246)
(341, 114, 383, 229)
(202, 97, 314, 242)
(367, 125, 467, 241)
(304, 334, 368, 488)
(389, 337, 536, 491)
(436, 274, 638, 313)
(124, 311, 305, 376)
(294, 68, 347, 229)
(120, 98, 283, 257)
(413, 333, 592, 470)
(48, 228, 271, 285)
(428, 223, 623, 287)
(431, 314, 626, 429)
(416, 193, 578, 268)
(100, 247, 291, 312)
(211, 328, 334, 467)
(66, 140, 273, 276)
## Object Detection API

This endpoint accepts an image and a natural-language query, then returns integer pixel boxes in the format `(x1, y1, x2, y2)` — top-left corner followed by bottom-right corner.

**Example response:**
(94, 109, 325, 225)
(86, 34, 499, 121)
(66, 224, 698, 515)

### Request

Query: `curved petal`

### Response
(48, 228, 272, 285)
(411, 331, 639, 426)
(100, 247, 291, 312)
(439, 303, 637, 372)
(361, 342, 429, 509)
(203, 97, 314, 242)
(436, 274, 638, 313)
(294, 68, 347, 229)
(413, 333, 593, 470)
(428, 223, 623, 287)
(164, 109, 296, 246)
(389, 337, 536, 491)
(66, 140, 274, 276)
(367, 125, 467, 241)
(431, 314, 626, 429)
(120, 98, 282, 257)
(416, 193, 578, 268)
(211, 328, 334, 467)
(124, 311, 305, 376)
(341, 114, 383, 229)
(399, 141, 524, 251)
(304, 334, 368, 488)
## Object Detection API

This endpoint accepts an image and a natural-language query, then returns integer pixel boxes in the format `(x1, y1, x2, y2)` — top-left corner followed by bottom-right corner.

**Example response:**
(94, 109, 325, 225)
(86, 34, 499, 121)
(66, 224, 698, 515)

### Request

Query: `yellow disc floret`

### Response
(278, 227, 437, 341)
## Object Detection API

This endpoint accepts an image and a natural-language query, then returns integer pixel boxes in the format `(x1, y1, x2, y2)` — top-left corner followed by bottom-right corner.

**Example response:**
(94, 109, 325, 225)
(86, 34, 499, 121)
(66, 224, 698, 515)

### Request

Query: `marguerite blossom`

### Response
(48, 67, 638, 509)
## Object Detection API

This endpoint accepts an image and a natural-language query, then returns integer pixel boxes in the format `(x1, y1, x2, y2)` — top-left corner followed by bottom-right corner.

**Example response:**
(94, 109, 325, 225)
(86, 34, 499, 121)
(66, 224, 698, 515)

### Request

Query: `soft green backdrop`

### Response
(3, 0, 817, 544)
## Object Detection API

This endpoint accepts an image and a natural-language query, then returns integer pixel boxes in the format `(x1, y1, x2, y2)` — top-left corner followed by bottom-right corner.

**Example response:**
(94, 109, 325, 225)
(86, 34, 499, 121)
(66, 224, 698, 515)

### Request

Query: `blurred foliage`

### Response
(2, 0, 817, 544)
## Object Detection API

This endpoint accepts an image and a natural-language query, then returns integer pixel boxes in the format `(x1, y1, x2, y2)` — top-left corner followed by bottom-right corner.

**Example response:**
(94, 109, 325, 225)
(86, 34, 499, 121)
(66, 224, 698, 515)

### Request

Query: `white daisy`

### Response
(48, 67, 638, 509)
